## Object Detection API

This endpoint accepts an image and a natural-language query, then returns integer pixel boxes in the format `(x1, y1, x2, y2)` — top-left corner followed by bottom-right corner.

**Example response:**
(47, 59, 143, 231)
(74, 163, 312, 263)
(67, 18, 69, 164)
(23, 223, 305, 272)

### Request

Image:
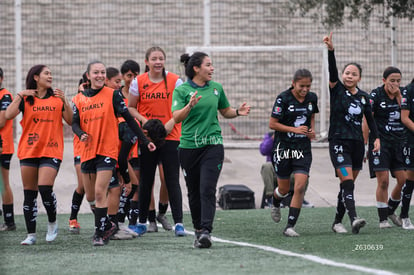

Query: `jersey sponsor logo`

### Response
(47, 139, 59, 148)
(27, 132, 39, 145)
(32, 106, 56, 112)
(274, 142, 304, 162)
(104, 157, 111, 164)
(32, 118, 53, 124)
(141, 91, 171, 100)
(81, 102, 104, 112)
(83, 115, 103, 124)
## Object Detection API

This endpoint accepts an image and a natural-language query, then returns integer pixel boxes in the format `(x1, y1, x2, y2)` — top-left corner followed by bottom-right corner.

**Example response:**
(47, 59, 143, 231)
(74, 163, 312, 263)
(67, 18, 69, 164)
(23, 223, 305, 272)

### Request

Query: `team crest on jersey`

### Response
(308, 102, 313, 112)
(401, 98, 407, 104)
(373, 157, 380, 166)
(361, 96, 366, 105)
(274, 106, 282, 114)
(406, 157, 411, 165)
(337, 154, 344, 163)
(214, 89, 218, 96)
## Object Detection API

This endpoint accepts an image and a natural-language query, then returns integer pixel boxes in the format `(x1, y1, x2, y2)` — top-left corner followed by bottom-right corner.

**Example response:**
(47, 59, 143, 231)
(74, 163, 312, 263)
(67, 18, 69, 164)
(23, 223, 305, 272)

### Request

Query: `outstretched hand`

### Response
(237, 102, 251, 116)
(323, 32, 334, 51)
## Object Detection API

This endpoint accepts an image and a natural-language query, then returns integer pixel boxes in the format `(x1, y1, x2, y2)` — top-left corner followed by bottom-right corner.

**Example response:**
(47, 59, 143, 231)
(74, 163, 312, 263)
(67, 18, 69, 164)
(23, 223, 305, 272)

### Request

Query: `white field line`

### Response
(184, 230, 398, 275)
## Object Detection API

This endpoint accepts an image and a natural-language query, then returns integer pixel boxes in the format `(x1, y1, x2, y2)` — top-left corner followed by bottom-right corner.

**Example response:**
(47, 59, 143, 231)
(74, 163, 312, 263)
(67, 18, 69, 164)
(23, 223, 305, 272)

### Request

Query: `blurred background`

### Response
(1, 0, 413, 145)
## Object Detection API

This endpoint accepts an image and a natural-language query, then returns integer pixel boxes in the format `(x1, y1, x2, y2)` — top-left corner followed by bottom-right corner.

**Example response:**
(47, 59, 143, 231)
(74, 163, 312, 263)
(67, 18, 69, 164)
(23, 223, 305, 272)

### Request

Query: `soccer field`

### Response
(1, 207, 411, 275)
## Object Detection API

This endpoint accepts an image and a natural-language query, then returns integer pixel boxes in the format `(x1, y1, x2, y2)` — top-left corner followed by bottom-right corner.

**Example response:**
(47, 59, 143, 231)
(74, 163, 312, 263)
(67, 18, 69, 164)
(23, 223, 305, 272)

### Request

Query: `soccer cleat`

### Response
(21, 234, 37, 245)
(129, 223, 147, 236)
(69, 219, 80, 234)
(379, 220, 392, 229)
(119, 222, 138, 237)
(271, 206, 281, 223)
(46, 222, 58, 242)
(174, 223, 186, 237)
(302, 200, 315, 208)
(147, 221, 158, 233)
(194, 231, 212, 248)
(332, 223, 348, 233)
(0, 223, 16, 231)
(92, 234, 105, 246)
(102, 222, 117, 244)
(401, 218, 414, 230)
(156, 214, 172, 231)
(351, 218, 366, 234)
(283, 227, 300, 237)
(388, 214, 402, 227)
(110, 229, 134, 240)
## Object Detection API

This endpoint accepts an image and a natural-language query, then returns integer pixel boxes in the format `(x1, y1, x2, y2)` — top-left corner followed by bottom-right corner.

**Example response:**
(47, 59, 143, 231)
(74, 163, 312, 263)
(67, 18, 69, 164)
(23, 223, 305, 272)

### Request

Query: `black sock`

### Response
(95, 207, 108, 236)
(342, 179, 357, 223)
(2, 204, 15, 225)
(129, 200, 139, 225)
(117, 193, 129, 223)
(70, 190, 84, 220)
(286, 207, 301, 228)
(148, 210, 156, 222)
(23, 190, 38, 234)
(387, 197, 400, 216)
(401, 180, 414, 218)
(158, 202, 168, 215)
(38, 185, 57, 223)
(334, 184, 346, 224)
(377, 206, 388, 222)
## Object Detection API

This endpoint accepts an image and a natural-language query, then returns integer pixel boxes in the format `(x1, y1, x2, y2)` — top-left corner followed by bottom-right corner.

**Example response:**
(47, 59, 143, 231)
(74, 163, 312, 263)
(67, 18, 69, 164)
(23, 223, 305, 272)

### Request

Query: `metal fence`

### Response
(1, 0, 413, 145)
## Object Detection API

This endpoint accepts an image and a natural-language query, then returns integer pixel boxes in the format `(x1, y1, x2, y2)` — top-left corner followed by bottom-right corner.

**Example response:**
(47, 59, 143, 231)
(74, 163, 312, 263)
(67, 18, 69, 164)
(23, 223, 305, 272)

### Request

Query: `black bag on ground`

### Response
(218, 184, 255, 210)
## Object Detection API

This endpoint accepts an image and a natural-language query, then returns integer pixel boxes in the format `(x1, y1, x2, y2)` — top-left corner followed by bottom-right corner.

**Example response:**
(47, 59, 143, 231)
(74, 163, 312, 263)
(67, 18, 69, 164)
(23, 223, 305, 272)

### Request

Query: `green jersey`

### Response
(172, 80, 230, 149)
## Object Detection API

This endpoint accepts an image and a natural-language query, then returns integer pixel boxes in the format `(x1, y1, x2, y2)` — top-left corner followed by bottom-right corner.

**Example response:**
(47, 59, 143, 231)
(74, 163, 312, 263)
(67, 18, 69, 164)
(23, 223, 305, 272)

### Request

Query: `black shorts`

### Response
(368, 141, 406, 178)
(74, 156, 81, 165)
(329, 139, 364, 171)
(81, 155, 117, 173)
(128, 157, 140, 171)
(108, 168, 119, 189)
(0, 154, 12, 169)
(272, 149, 312, 179)
(20, 157, 61, 171)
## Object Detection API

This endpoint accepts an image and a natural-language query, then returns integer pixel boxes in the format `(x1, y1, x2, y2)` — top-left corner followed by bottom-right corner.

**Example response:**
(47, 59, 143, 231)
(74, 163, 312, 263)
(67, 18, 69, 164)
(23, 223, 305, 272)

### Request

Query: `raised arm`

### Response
(323, 32, 339, 88)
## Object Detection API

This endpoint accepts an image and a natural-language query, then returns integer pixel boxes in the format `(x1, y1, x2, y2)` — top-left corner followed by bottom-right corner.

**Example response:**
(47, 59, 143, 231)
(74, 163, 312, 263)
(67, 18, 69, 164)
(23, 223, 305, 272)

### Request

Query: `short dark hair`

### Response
(121, 60, 140, 75)
(382, 66, 401, 79)
(106, 67, 120, 80)
(142, 119, 167, 147)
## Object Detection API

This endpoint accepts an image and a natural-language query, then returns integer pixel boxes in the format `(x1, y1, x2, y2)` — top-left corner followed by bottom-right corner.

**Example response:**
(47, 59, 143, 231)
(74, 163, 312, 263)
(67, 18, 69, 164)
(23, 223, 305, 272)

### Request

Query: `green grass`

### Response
(0, 207, 411, 275)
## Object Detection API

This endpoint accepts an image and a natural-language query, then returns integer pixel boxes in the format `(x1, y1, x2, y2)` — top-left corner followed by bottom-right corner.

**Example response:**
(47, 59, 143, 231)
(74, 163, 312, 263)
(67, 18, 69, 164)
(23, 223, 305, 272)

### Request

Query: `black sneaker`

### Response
(92, 234, 105, 246)
(195, 231, 212, 249)
(102, 222, 117, 244)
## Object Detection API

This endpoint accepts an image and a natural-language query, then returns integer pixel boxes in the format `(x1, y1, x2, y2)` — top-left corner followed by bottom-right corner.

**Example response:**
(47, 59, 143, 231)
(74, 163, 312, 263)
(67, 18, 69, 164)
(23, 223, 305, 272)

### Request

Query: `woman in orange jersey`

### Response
(0, 68, 16, 232)
(128, 46, 185, 236)
(72, 60, 155, 246)
(5, 64, 73, 245)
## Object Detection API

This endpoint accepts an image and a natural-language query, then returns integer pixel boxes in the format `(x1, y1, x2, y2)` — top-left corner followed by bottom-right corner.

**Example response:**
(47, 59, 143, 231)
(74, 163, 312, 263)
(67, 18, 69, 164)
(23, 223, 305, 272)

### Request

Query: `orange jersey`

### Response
(73, 87, 119, 163)
(0, 88, 14, 154)
(18, 95, 64, 160)
(137, 72, 181, 141)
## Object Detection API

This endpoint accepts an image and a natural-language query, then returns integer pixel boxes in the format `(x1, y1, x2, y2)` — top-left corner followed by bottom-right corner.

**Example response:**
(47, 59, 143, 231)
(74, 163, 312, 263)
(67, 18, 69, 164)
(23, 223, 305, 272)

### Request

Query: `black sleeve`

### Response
(112, 90, 150, 146)
(364, 107, 379, 139)
(117, 141, 132, 183)
(71, 104, 86, 138)
(121, 111, 150, 147)
(328, 50, 339, 83)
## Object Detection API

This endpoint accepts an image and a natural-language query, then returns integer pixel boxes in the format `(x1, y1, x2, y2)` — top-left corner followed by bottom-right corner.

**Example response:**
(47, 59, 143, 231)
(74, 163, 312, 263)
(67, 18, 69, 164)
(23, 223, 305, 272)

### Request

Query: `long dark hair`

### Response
(25, 64, 54, 106)
(180, 52, 208, 80)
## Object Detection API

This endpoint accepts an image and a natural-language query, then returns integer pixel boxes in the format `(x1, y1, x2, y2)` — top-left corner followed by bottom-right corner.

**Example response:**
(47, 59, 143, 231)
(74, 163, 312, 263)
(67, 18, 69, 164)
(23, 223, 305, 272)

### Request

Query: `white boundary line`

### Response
(184, 230, 398, 275)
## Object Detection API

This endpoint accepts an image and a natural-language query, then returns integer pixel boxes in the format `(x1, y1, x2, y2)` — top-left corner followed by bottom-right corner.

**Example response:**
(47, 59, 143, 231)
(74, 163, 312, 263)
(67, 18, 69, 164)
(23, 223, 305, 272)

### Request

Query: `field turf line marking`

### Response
(186, 231, 397, 275)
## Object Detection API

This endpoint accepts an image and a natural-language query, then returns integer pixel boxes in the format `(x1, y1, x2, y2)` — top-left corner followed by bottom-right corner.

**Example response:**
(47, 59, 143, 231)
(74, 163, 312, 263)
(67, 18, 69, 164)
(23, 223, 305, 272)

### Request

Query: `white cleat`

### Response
(332, 223, 348, 233)
(283, 227, 300, 237)
(21, 234, 37, 245)
(401, 218, 414, 230)
(46, 222, 58, 242)
(379, 220, 392, 229)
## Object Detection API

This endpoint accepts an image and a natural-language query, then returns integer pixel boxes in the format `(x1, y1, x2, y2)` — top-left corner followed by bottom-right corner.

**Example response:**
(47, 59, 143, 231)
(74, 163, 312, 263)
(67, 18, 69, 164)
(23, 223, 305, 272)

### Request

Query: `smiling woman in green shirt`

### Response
(172, 51, 250, 249)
